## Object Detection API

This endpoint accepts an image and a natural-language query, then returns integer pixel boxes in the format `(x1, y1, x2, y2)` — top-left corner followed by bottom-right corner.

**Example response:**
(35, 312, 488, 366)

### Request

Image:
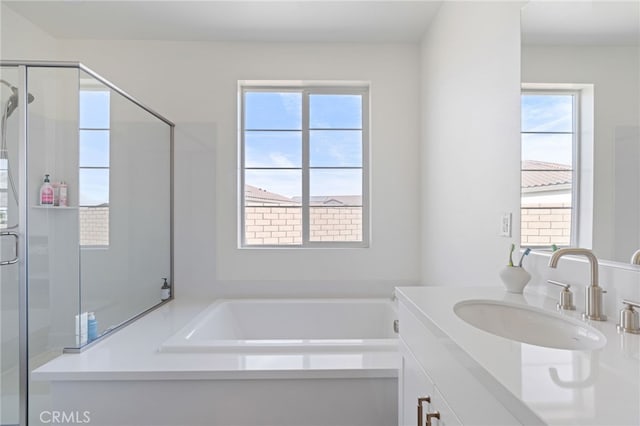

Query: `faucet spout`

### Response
(548, 247, 606, 321)
(549, 248, 599, 288)
(631, 249, 640, 265)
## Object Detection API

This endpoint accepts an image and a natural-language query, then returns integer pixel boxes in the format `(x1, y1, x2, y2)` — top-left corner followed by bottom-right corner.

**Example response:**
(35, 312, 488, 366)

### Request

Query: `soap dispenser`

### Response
(617, 300, 640, 334)
(39, 174, 54, 206)
(161, 278, 171, 301)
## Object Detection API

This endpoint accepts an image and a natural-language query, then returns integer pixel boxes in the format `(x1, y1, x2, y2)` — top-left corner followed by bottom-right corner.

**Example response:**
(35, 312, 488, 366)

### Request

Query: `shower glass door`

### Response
(0, 65, 21, 426)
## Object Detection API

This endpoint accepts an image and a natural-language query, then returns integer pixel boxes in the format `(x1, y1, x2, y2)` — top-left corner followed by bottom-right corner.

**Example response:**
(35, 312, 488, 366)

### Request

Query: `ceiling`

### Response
(3, 1, 443, 43)
(521, 1, 640, 45)
(4, 1, 639, 45)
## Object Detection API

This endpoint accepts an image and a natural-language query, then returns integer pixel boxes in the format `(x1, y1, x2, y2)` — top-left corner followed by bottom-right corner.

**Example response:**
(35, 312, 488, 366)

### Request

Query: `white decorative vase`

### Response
(499, 266, 531, 294)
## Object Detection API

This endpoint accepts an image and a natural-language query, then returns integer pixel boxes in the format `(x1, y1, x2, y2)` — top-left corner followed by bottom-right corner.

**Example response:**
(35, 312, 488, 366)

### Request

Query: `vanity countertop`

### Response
(395, 286, 640, 426)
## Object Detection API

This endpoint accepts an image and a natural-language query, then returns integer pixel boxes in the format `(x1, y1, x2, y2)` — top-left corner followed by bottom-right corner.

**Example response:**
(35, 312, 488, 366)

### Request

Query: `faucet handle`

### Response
(617, 299, 640, 334)
(547, 279, 570, 290)
(547, 280, 576, 311)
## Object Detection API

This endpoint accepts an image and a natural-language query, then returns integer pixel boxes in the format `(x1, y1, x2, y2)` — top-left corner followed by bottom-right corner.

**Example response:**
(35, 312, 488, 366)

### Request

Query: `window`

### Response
(240, 85, 369, 247)
(521, 91, 578, 248)
(79, 89, 110, 246)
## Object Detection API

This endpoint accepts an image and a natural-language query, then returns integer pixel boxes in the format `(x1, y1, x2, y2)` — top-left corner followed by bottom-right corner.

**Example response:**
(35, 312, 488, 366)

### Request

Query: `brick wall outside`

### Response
(77, 201, 566, 247)
(309, 207, 362, 242)
(245, 205, 362, 245)
(521, 203, 571, 247)
(79, 207, 109, 246)
(245, 206, 302, 245)
(78, 201, 565, 247)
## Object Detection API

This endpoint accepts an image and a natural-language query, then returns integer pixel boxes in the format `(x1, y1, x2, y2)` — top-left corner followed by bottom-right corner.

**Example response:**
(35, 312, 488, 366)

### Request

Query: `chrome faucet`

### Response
(631, 249, 640, 265)
(548, 248, 607, 321)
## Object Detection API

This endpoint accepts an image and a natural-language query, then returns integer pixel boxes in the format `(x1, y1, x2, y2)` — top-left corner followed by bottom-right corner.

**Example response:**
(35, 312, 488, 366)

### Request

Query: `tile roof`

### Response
(293, 195, 362, 206)
(245, 184, 298, 205)
(522, 160, 572, 189)
(245, 185, 362, 206)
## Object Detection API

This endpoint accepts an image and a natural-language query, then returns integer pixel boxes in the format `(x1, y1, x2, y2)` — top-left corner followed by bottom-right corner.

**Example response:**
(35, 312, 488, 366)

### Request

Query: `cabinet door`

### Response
(400, 341, 434, 426)
(400, 341, 462, 426)
(430, 385, 462, 426)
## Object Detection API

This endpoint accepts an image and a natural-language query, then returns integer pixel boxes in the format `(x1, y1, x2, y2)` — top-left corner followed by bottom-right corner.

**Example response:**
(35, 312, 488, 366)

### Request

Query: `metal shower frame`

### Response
(0, 60, 175, 426)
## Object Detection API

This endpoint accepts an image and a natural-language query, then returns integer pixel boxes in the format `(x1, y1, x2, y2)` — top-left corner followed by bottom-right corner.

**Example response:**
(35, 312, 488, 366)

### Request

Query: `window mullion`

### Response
(302, 90, 310, 245)
(240, 88, 247, 247)
(570, 92, 580, 247)
(361, 90, 370, 246)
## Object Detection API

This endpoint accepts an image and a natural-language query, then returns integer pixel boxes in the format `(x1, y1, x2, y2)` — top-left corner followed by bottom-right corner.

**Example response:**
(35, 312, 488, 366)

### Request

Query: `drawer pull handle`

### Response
(417, 396, 431, 426)
(0, 231, 19, 266)
(426, 411, 441, 426)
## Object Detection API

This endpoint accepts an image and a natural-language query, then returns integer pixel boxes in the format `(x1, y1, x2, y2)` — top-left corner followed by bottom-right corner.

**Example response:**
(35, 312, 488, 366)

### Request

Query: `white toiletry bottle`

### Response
(58, 181, 68, 207)
(161, 278, 170, 301)
(39, 174, 54, 206)
(75, 312, 88, 346)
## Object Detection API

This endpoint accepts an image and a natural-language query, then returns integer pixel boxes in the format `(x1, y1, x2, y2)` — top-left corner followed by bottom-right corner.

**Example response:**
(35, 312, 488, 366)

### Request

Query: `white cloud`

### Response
(269, 152, 295, 168)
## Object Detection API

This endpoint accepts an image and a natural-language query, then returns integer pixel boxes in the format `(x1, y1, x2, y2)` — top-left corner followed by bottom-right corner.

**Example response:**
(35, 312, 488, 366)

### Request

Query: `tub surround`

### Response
(32, 298, 399, 381)
(396, 286, 639, 426)
(32, 298, 399, 426)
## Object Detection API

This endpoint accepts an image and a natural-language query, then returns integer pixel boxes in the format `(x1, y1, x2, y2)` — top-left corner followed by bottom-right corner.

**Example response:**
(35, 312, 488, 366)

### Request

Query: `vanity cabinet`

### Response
(398, 297, 528, 426)
(400, 341, 460, 426)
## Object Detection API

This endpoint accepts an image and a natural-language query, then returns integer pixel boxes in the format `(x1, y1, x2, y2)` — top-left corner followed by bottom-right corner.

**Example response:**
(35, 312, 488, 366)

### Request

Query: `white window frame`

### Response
(239, 84, 370, 248)
(521, 88, 580, 249)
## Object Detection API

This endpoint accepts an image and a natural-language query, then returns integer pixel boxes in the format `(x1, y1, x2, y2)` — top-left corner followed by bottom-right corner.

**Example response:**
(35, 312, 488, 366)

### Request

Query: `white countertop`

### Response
(32, 298, 399, 382)
(395, 286, 640, 426)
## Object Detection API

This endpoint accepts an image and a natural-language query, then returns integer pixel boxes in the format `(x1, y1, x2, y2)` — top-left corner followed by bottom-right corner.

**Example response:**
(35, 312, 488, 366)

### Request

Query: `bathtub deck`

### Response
(31, 298, 400, 382)
(31, 299, 399, 425)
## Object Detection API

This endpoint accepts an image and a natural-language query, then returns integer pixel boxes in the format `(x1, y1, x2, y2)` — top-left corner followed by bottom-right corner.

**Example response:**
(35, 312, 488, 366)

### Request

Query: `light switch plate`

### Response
(499, 212, 512, 237)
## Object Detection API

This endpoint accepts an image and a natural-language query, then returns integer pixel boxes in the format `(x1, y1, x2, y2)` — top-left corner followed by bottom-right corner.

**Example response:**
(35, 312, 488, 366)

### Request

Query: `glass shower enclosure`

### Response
(0, 61, 173, 425)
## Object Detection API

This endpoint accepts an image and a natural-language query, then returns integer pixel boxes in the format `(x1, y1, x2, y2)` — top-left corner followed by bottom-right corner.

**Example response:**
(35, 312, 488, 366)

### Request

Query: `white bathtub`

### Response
(160, 298, 398, 353)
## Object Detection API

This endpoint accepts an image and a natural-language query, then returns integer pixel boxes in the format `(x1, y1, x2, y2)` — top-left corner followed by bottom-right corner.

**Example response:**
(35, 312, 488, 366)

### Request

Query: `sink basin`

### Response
(453, 299, 607, 351)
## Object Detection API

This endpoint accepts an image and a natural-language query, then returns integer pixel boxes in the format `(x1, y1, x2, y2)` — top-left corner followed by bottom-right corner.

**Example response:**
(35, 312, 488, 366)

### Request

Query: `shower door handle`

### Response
(0, 231, 19, 265)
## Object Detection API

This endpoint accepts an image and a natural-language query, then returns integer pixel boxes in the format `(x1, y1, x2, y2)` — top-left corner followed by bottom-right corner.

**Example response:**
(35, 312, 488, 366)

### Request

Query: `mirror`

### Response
(521, 1, 640, 264)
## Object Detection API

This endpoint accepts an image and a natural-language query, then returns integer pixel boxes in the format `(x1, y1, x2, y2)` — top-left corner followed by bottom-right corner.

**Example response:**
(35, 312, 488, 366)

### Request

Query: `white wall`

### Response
(522, 45, 640, 263)
(0, 4, 59, 60)
(51, 40, 422, 297)
(419, 2, 523, 287)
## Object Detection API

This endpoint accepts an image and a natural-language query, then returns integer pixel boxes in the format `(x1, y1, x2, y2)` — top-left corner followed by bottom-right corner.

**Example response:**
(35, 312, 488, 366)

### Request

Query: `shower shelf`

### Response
(31, 206, 77, 210)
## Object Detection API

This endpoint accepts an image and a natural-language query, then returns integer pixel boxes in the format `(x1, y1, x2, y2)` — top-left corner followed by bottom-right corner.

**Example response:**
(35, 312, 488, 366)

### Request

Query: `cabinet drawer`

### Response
(400, 341, 434, 426)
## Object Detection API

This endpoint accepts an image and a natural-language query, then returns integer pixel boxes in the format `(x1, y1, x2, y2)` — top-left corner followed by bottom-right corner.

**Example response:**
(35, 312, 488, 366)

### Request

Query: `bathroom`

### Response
(0, 1, 638, 425)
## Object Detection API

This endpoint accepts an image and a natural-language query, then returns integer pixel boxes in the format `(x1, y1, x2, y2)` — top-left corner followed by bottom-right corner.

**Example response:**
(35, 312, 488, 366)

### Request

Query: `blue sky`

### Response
(76, 91, 571, 203)
(79, 91, 110, 206)
(521, 94, 573, 167)
(244, 92, 363, 198)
